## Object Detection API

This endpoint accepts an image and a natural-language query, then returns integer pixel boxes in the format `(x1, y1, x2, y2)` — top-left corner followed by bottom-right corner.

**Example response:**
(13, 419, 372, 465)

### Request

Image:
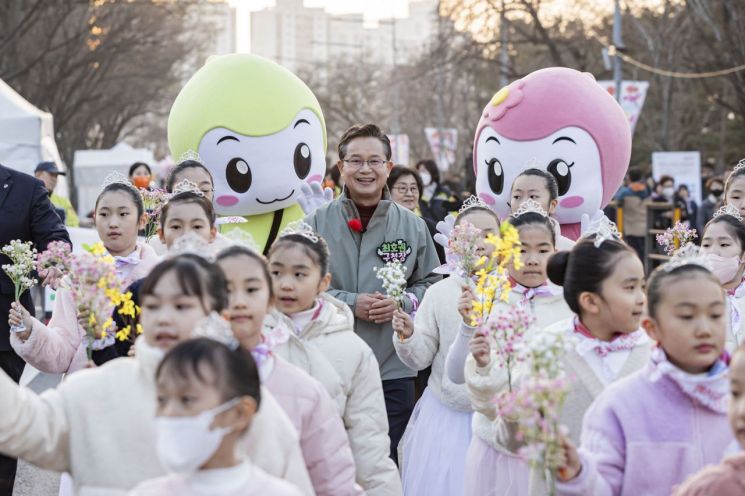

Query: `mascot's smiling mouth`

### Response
(256, 189, 295, 205)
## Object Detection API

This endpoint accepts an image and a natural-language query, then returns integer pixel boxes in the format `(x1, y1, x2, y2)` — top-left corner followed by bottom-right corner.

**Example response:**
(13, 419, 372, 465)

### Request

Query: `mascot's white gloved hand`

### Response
(298, 182, 334, 215)
(580, 209, 610, 237)
(433, 214, 457, 249)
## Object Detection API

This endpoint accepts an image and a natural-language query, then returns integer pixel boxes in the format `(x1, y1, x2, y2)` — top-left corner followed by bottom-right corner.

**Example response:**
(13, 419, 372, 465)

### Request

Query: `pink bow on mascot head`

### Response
(473, 67, 631, 239)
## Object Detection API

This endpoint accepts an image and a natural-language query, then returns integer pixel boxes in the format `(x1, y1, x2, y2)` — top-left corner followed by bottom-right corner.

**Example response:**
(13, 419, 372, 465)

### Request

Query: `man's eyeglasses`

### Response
(393, 186, 419, 195)
(343, 159, 387, 169)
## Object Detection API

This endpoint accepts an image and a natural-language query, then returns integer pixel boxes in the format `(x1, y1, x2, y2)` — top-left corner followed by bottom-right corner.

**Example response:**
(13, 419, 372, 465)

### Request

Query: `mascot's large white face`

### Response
(475, 126, 603, 224)
(198, 109, 325, 216)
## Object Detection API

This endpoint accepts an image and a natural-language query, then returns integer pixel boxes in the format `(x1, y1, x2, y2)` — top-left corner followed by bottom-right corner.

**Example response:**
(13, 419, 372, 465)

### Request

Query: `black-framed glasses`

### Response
(343, 159, 387, 169)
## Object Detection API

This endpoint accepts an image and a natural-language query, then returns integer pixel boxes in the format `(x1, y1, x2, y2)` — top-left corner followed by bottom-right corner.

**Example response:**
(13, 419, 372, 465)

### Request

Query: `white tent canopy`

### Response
(0, 78, 68, 196)
(74, 142, 155, 217)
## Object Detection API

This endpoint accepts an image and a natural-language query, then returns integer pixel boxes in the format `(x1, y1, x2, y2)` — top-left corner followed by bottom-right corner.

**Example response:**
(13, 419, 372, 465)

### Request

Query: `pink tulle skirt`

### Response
(463, 435, 532, 495)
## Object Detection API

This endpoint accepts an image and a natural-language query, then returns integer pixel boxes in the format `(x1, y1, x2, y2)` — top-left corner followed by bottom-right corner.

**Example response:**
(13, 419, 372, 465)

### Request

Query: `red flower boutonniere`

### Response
(348, 218, 363, 232)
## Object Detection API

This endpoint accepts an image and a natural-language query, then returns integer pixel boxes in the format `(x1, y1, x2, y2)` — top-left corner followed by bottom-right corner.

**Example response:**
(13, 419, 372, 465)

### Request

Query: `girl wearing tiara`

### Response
(265, 223, 401, 496)
(389, 197, 500, 496)
(8, 175, 159, 373)
(216, 245, 362, 496)
(458, 199, 572, 494)
(509, 169, 575, 250)
(556, 250, 732, 495)
(94, 183, 220, 362)
(148, 159, 233, 255)
(701, 205, 745, 351)
(723, 159, 745, 219)
(465, 229, 651, 495)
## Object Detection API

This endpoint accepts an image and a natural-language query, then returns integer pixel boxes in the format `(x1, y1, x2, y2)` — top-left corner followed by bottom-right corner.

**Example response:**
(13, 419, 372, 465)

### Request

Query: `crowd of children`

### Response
(2, 156, 745, 496)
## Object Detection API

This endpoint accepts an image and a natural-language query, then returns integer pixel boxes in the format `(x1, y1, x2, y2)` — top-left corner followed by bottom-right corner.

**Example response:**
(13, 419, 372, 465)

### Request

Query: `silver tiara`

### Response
(458, 195, 489, 214)
(178, 149, 202, 164)
(511, 199, 548, 219)
(713, 203, 743, 222)
(192, 312, 239, 350)
(734, 158, 745, 173)
(221, 227, 261, 254)
(662, 243, 712, 273)
(215, 216, 248, 226)
(171, 179, 204, 197)
(280, 220, 319, 243)
(166, 231, 216, 261)
(581, 215, 622, 248)
(100, 171, 138, 193)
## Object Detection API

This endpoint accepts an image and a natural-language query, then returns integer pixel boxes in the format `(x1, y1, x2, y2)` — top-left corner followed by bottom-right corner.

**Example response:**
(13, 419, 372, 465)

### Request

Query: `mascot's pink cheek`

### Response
(216, 195, 239, 207)
(479, 192, 496, 205)
(307, 174, 322, 183)
(559, 195, 584, 208)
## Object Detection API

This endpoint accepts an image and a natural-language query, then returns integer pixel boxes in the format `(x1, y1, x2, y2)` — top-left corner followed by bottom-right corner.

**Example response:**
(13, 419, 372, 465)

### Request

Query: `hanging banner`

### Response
(425, 127, 457, 171)
(387, 134, 410, 165)
(597, 80, 649, 134)
(651, 151, 702, 205)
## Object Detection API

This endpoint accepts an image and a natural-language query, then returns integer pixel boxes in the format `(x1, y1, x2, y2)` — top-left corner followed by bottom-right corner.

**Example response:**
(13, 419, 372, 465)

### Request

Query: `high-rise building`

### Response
(250, 0, 439, 73)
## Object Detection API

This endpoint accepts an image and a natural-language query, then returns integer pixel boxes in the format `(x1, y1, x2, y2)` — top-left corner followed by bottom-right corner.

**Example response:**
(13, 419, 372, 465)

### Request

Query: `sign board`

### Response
(387, 134, 410, 165)
(424, 127, 457, 171)
(597, 80, 649, 134)
(651, 151, 702, 205)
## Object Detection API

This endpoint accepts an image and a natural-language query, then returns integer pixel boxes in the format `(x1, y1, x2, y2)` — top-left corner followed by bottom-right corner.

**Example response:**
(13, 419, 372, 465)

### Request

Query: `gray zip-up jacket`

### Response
(306, 189, 441, 380)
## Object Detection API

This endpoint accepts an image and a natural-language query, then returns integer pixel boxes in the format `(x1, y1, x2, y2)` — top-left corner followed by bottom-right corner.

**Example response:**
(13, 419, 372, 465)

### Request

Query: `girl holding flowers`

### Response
(97, 186, 220, 361)
(7, 177, 159, 374)
(459, 200, 572, 495)
(464, 233, 650, 495)
(0, 255, 312, 494)
(556, 252, 731, 495)
(389, 198, 501, 496)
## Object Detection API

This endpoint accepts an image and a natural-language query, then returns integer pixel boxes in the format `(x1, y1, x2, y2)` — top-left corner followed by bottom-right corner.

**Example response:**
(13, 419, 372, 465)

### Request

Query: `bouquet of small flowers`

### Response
(1, 240, 38, 332)
(494, 325, 577, 495)
(470, 222, 523, 328)
(374, 260, 407, 308)
(440, 220, 483, 279)
(374, 260, 408, 341)
(485, 303, 535, 392)
(36, 240, 72, 274)
(64, 243, 126, 360)
(656, 222, 697, 256)
(141, 188, 169, 241)
(112, 290, 142, 344)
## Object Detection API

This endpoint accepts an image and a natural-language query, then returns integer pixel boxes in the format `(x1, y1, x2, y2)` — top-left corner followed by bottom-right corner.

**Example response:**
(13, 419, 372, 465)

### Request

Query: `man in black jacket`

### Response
(0, 164, 70, 495)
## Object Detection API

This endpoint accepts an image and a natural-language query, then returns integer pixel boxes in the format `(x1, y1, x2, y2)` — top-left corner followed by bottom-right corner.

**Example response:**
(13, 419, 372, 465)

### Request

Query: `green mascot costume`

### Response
(168, 54, 327, 253)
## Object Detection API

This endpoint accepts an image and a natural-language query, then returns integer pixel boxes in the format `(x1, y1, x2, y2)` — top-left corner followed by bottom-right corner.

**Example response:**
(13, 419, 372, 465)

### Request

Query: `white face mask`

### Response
(156, 398, 240, 474)
(419, 171, 432, 187)
(706, 253, 743, 285)
(662, 187, 675, 199)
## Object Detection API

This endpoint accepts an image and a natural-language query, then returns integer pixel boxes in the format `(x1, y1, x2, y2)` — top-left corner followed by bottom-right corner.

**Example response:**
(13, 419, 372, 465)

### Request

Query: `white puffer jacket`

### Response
(266, 294, 402, 496)
(0, 337, 313, 496)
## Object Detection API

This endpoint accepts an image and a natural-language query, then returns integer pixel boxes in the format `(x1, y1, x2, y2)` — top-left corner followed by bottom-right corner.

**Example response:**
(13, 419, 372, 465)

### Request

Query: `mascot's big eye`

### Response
(486, 157, 504, 195)
(547, 159, 573, 196)
(294, 142, 312, 179)
(226, 158, 252, 193)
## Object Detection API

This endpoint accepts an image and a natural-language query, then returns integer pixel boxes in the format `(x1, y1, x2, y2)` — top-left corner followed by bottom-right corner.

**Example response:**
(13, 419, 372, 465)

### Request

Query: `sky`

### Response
(229, 0, 412, 52)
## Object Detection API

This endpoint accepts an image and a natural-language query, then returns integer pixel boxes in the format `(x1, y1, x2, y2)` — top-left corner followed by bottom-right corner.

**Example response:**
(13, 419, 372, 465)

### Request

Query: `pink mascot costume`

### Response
(473, 67, 632, 239)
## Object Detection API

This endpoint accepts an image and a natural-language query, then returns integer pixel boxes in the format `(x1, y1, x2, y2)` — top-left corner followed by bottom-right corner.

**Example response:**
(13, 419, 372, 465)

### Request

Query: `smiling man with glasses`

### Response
(306, 124, 441, 472)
